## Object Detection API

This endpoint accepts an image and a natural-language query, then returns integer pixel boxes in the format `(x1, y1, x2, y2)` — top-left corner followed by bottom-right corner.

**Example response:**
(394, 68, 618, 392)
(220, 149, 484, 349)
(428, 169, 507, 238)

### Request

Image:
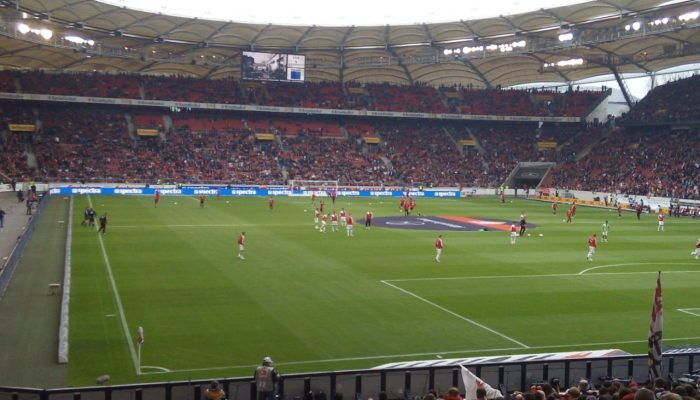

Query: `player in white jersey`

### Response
(510, 223, 517, 244)
(692, 238, 700, 259)
(657, 213, 665, 232)
(320, 214, 328, 233)
(314, 208, 320, 229)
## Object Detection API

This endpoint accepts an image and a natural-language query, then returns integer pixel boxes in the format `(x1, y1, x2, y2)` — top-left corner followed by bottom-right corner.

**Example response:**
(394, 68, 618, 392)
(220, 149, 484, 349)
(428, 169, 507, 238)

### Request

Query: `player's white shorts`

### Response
(239, 244, 244, 251)
(332, 221, 338, 227)
(341, 216, 346, 223)
(588, 246, 596, 254)
(314, 217, 319, 224)
(510, 232, 517, 238)
(436, 249, 442, 257)
(658, 221, 664, 226)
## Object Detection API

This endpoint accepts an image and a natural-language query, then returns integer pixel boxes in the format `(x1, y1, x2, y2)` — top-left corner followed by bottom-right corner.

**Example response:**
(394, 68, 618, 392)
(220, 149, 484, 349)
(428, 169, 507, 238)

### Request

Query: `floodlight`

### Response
(17, 23, 30, 34)
(632, 21, 641, 31)
(40, 28, 53, 40)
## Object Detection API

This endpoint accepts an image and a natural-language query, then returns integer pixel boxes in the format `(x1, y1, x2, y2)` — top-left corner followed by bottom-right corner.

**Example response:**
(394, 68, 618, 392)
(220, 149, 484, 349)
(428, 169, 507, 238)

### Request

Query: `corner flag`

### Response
(137, 326, 144, 345)
(460, 365, 503, 400)
(647, 272, 663, 382)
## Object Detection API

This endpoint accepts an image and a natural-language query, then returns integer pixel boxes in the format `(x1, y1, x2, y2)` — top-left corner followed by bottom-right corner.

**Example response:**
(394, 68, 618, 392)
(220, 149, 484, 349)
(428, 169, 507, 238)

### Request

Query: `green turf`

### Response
(67, 195, 700, 386)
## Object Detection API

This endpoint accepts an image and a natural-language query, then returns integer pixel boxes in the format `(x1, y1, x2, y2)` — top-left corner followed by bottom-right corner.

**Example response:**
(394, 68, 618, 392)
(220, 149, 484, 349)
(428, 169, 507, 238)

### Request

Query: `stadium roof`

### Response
(0, 0, 699, 87)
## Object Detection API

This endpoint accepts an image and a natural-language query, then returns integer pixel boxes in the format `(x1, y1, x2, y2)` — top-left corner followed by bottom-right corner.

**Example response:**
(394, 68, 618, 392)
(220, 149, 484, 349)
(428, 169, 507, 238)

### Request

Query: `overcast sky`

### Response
(100, 0, 587, 26)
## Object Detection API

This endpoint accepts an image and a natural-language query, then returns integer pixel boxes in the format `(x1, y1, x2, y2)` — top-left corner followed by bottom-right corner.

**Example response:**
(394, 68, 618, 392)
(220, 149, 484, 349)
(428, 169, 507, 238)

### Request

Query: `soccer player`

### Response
(331, 212, 338, 232)
(565, 207, 573, 224)
(499, 190, 505, 203)
(88, 207, 96, 226)
(81, 206, 90, 226)
(313, 208, 320, 229)
(154, 190, 160, 208)
(237, 232, 246, 260)
(552, 201, 558, 215)
(97, 213, 108, 235)
(571, 202, 577, 217)
(510, 223, 517, 245)
(435, 235, 444, 263)
(587, 234, 597, 261)
(365, 210, 373, 229)
(409, 198, 416, 212)
(311, 192, 316, 204)
(339, 208, 347, 227)
(692, 238, 700, 260)
(602, 220, 609, 242)
(346, 213, 354, 237)
(319, 200, 325, 213)
(330, 190, 337, 204)
(199, 195, 206, 208)
(657, 213, 665, 232)
(635, 203, 642, 220)
(320, 214, 328, 233)
(519, 212, 527, 236)
(268, 196, 274, 210)
(617, 203, 622, 217)
(399, 196, 406, 212)
(403, 201, 410, 216)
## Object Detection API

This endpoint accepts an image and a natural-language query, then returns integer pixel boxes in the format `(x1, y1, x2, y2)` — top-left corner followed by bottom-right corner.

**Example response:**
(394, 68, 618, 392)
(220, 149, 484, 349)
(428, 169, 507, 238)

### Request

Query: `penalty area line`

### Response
(380, 280, 529, 349)
(385, 269, 700, 283)
(578, 262, 699, 275)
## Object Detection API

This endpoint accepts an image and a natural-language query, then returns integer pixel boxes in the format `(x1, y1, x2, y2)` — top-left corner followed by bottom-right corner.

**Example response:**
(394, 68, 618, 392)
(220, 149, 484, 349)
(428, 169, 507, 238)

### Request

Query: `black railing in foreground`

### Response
(0, 353, 698, 400)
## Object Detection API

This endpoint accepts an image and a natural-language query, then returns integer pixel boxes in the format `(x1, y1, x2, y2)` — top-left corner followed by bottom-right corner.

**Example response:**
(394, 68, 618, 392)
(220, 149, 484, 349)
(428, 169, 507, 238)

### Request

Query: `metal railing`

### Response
(1, 353, 699, 400)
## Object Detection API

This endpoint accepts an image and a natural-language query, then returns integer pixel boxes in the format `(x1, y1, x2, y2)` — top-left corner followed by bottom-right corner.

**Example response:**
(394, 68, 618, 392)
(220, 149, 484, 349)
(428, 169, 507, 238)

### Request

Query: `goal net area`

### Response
(288, 180, 339, 192)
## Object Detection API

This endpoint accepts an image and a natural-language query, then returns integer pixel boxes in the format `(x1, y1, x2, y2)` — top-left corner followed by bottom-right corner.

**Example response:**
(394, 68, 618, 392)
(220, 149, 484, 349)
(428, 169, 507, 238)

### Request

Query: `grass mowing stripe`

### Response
(138, 335, 700, 375)
(385, 269, 700, 283)
(380, 280, 530, 348)
(87, 195, 140, 375)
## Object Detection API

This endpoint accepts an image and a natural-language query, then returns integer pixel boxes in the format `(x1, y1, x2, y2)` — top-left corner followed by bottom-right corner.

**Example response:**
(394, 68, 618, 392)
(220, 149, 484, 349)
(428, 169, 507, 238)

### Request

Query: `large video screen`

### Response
(241, 51, 305, 82)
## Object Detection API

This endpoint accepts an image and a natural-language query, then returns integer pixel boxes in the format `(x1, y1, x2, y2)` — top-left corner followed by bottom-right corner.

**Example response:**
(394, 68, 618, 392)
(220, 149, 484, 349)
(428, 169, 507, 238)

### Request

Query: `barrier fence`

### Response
(1, 353, 699, 400)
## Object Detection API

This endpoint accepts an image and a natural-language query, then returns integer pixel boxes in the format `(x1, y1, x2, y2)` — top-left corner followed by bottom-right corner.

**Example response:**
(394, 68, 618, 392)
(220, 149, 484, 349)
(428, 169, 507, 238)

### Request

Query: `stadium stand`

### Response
(621, 75, 700, 122)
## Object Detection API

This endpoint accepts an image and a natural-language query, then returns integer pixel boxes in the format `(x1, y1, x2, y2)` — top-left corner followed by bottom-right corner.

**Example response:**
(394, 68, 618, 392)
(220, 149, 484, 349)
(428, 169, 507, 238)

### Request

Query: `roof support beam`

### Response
(385, 25, 412, 84)
(249, 24, 271, 50)
(610, 65, 633, 108)
(589, 44, 652, 73)
(461, 58, 493, 89)
(295, 26, 315, 51)
(339, 26, 354, 83)
(529, 53, 571, 82)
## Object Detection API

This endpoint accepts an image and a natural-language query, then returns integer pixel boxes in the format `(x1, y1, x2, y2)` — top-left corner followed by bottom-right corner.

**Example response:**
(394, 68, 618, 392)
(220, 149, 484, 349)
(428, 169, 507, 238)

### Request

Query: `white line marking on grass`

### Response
(137, 335, 700, 375)
(141, 366, 172, 373)
(110, 223, 307, 228)
(386, 270, 700, 283)
(380, 280, 529, 348)
(677, 308, 700, 318)
(87, 195, 141, 374)
(578, 262, 698, 275)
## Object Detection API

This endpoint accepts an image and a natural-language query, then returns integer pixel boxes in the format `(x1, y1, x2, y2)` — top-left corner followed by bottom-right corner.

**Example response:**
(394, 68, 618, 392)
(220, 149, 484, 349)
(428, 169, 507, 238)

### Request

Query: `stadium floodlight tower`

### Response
(289, 179, 339, 192)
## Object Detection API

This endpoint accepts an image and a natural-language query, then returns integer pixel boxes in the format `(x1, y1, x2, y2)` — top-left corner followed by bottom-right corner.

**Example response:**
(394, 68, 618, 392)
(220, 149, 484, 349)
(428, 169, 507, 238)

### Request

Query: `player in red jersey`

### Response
(499, 190, 505, 203)
(237, 232, 246, 260)
(339, 208, 347, 227)
(400, 196, 406, 211)
(551, 201, 558, 215)
(635, 203, 642, 220)
(154, 190, 160, 208)
(365, 211, 373, 229)
(657, 213, 665, 232)
(571, 202, 577, 217)
(319, 200, 325, 212)
(268, 196, 274, 210)
(617, 203, 622, 217)
(331, 212, 339, 232)
(510, 223, 517, 244)
(586, 234, 597, 261)
(313, 208, 320, 229)
(199, 195, 206, 208)
(692, 238, 700, 259)
(403, 201, 410, 216)
(409, 198, 416, 211)
(435, 235, 444, 263)
(346, 214, 354, 237)
(565, 207, 573, 224)
(311, 192, 316, 203)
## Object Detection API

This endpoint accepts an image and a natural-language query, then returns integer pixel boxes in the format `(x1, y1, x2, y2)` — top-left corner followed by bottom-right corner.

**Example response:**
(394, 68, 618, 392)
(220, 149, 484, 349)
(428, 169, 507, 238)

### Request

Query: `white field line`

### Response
(87, 195, 141, 375)
(138, 335, 700, 375)
(578, 262, 699, 275)
(110, 223, 308, 228)
(385, 269, 700, 283)
(677, 308, 700, 318)
(381, 280, 529, 348)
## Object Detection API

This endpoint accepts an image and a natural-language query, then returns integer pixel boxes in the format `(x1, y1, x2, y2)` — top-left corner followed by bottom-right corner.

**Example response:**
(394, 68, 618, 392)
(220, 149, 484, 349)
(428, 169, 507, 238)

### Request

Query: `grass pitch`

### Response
(66, 195, 700, 386)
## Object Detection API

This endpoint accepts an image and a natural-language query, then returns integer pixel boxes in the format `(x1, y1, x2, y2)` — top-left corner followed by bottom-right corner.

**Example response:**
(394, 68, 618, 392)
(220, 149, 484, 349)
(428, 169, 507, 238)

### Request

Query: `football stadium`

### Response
(0, 0, 700, 399)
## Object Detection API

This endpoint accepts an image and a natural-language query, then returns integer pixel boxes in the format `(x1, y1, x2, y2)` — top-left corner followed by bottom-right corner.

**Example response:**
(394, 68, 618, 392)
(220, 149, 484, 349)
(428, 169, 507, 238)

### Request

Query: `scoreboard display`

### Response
(241, 51, 305, 82)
